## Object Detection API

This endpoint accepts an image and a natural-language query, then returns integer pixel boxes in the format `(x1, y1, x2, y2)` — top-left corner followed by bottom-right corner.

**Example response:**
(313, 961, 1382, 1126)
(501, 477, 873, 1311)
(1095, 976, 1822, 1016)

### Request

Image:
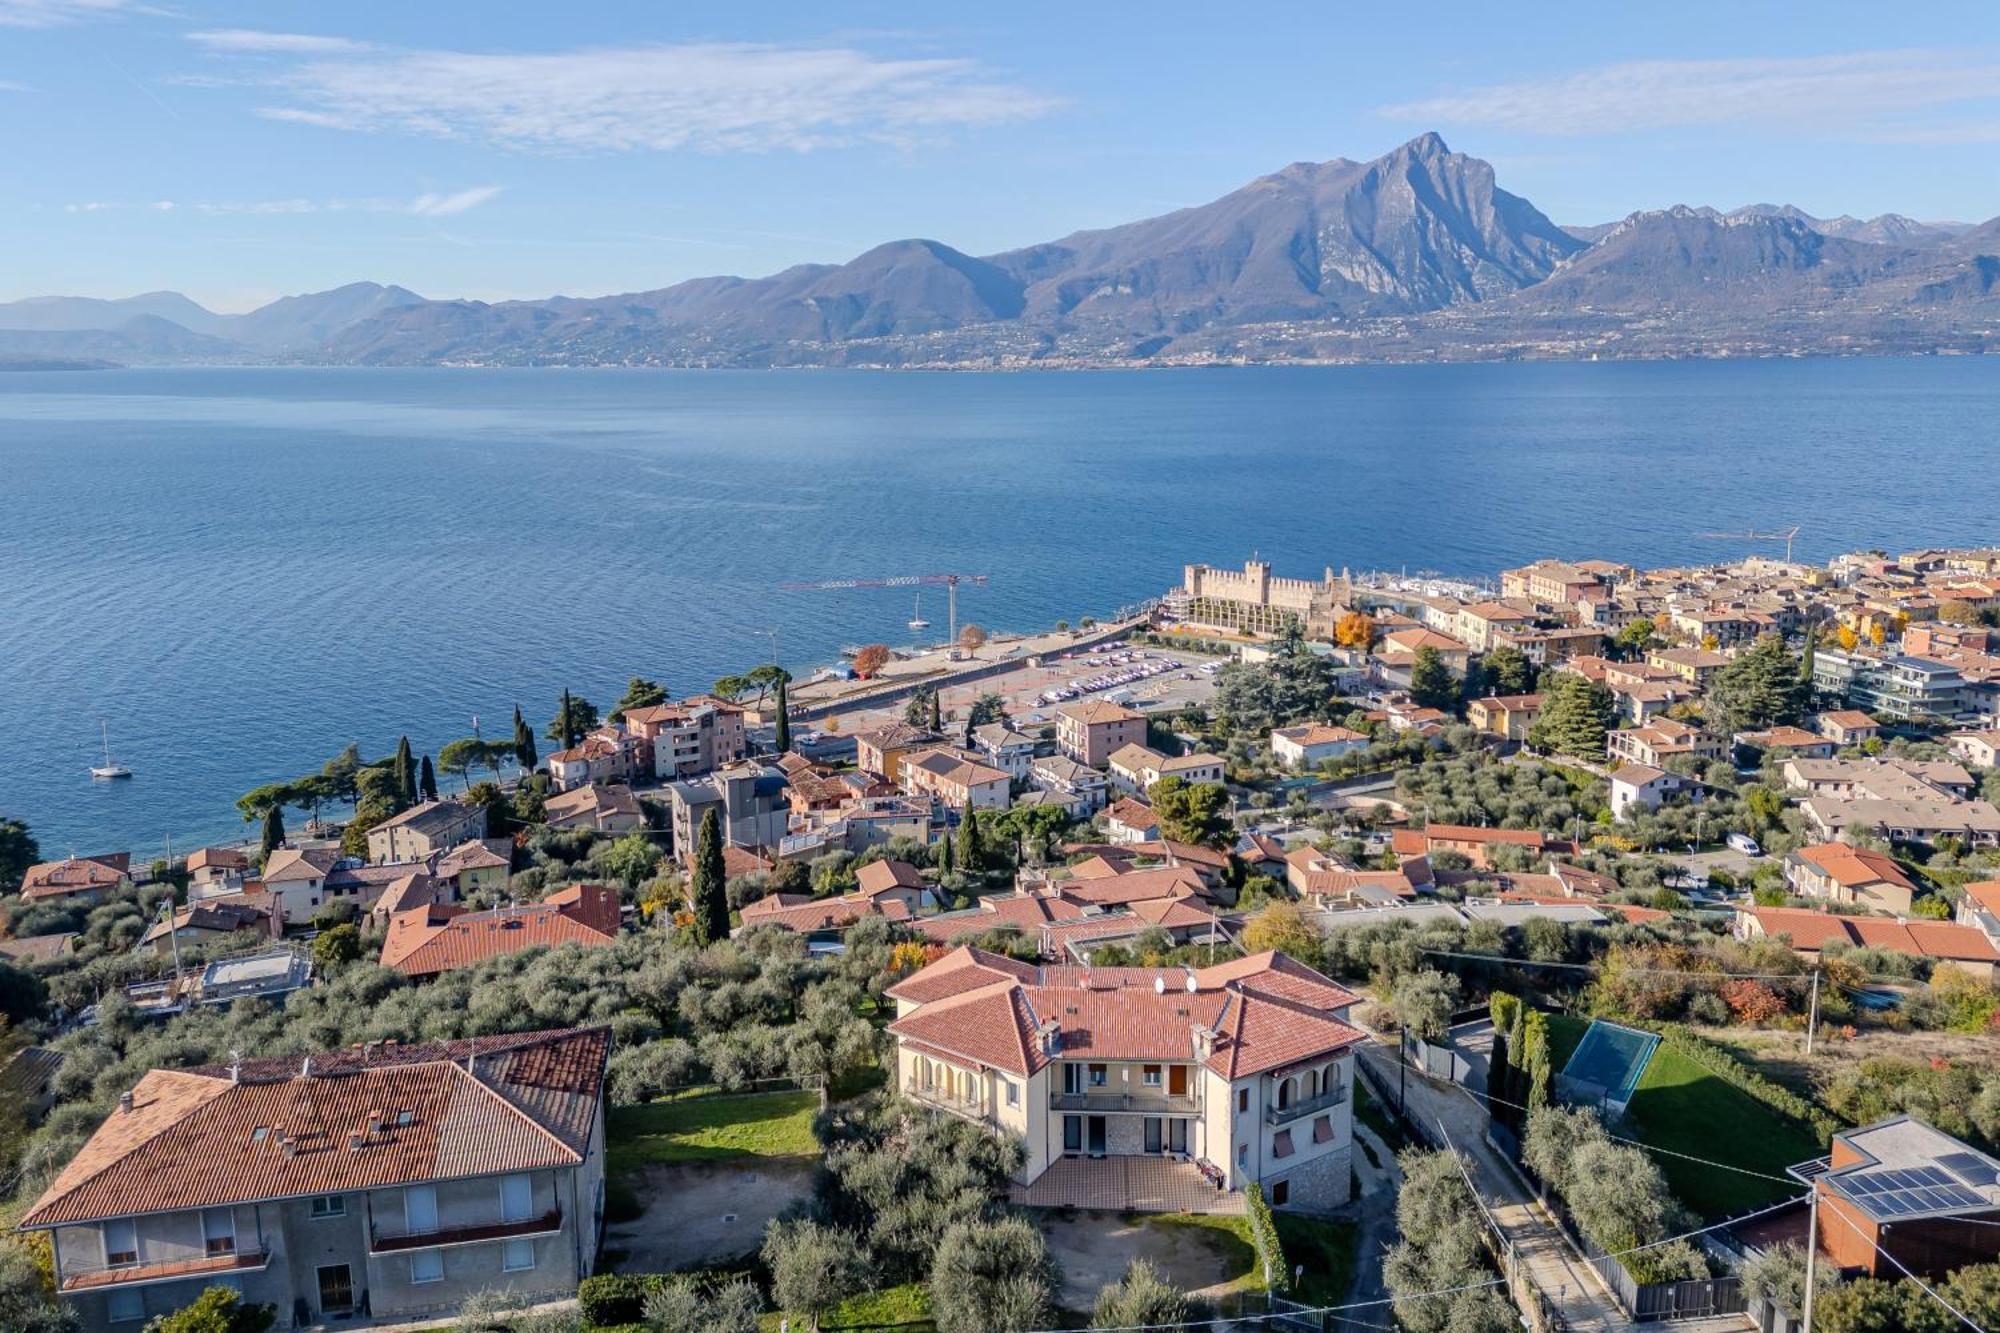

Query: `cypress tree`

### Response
(260, 804, 285, 860)
(957, 804, 980, 876)
(929, 688, 942, 732)
(513, 704, 538, 772)
(773, 676, 792, 753)
(692, 808, 729, 945)
(939, 828, 955, 874)
(560, 688, 579, 749)
(393, 735, 416, 808)
(419, 754, 438, 802)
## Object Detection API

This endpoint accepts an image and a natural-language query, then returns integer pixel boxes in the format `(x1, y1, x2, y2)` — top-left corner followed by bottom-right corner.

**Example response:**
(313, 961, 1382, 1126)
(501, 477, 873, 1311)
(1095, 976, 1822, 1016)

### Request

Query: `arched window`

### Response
(1278, 1076, 1294, 1109)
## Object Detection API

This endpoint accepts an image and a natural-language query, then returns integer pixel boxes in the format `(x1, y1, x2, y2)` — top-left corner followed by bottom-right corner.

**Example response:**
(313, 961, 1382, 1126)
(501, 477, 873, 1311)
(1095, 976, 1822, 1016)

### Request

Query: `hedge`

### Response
(1244, 1181, 1291, 1295)
(1632, 1021, 1841, 1141)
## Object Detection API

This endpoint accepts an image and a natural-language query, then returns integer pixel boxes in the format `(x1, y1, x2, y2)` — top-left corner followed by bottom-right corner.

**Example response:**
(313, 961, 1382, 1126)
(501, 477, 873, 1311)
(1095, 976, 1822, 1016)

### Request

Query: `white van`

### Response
(1726, 832, 1762, 856)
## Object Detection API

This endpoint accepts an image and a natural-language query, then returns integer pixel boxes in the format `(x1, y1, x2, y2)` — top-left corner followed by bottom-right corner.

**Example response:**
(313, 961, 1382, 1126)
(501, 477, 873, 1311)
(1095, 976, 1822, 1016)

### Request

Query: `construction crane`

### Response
(779, 573, 990, 654)
(1694, 525, 1801, 563)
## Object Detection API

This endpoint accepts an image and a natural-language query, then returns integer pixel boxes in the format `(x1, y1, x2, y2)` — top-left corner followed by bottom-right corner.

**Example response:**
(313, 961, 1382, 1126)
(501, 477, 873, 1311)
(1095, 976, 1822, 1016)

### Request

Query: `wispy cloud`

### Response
(408, 186, 503, 216)
(187, 29, 371, 55)
(66, 188, 504, 217)
(1380, 49, 2000, 138)
(0, 0, 151, 28)
(189, 34, 1060, 153)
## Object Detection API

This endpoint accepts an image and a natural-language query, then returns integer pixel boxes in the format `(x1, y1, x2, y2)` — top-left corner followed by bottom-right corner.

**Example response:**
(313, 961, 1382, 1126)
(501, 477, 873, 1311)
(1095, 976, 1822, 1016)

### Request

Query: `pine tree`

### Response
(1528, 672, 1615, 758)
(1407, 646, 1459, 712)
(513, 704, 538, 771)
(957, 804, 981, 876)
(394, 735, 416, 808)
(260, 804, 285, 859)
(1706, 634, 1813, 733)
(773, 676, 792, 753)
(691, 808, 729, 945)
(419, 754, 438, 802)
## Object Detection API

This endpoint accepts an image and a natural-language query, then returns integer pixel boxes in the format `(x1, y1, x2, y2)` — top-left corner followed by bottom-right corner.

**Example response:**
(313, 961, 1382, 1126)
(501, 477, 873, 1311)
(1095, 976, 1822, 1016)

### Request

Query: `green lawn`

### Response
(760, 1282, 934, 1331)
(1273, 1214, 1359, 1305)
(1142, 1212, 1264, 1295)
(607, 1090, 820, 1170)
(1622, 1043, 1821, 1220)
(1544, 1011, 1589, 1072)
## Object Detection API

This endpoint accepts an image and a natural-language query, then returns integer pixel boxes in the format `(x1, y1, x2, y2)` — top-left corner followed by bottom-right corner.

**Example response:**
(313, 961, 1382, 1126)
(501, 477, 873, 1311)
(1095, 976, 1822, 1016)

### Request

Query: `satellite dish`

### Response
(1153, 976, 1166, 994)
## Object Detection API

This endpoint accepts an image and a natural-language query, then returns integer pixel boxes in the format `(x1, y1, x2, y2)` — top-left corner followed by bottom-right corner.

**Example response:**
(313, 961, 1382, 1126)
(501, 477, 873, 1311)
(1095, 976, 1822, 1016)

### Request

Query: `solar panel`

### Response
(1847, 1173, 1890, 1195)
(1877, 1194, 1919, 1216)
(1939, 1152, 2000, 1187)
(1915, 1166, 1956, 1187)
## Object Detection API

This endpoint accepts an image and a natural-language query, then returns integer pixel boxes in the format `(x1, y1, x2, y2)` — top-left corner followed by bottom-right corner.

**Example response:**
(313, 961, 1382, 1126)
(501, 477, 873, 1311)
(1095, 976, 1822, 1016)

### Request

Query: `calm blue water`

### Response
(1, 359, 1996, 856)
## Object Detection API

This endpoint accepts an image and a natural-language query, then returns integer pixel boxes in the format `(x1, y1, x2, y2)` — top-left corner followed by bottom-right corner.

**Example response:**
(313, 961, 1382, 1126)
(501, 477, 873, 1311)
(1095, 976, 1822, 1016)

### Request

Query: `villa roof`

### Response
(380, 884, 619, 976)
(19, 1027, 608, 1230)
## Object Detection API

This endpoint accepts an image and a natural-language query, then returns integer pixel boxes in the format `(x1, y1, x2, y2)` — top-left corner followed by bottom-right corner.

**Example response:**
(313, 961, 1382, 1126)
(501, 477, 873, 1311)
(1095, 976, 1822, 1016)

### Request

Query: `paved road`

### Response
(1356, 1043, 1632, 1333)
(1333, 1120, 1403, 1333)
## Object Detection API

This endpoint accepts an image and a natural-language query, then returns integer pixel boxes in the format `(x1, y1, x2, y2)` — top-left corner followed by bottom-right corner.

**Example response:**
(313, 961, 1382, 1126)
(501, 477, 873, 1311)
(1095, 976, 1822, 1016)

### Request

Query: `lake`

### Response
(1, 358, 1996, 855)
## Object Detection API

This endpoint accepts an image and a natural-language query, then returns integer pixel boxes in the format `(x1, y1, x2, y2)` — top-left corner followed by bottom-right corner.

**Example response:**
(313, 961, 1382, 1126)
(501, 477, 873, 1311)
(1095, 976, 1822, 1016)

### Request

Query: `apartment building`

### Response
(852, 722, 943, 785)
(1607, 718, 1725, 769)
(1028, 756, 1109, 816)
(1105, 744, 1226, 795)
(621, 697, 748, 781)
(1783, 843, 1918, 915)
(969, 723, 1039, 779)
(20, 853, 132, 907)
(1466, 694, 1542, 742)
(1056, 700, 1147, 769)
(888, 948, 1364, 1210)
(667, 762, 791, 863)
(1813, 649, 1975, 722)
(1268, 724, 1368, 769)
(1501, 560, 1606, 607)
(17, 1028, 610, 1329)
(545, 730, 644, 793)
(366, 801, 488, 866)
(899, 747, 1013, 811)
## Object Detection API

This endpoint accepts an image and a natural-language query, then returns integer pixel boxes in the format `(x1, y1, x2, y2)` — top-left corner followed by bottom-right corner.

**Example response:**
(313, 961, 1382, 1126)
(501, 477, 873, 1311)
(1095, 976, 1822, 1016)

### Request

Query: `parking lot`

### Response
(836, 643, 1225, 735)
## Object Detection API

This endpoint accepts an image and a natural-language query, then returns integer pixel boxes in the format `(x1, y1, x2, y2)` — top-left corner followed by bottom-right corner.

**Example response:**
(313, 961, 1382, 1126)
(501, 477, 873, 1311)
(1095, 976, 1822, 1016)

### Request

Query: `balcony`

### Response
(904, 1079, 987, 1121)
(370, 1207, 562, 1254)
(1050, 1088, 1201, 1115)
(62, 1248, 271, 1292)
(1265, 1085, 1347, 1127)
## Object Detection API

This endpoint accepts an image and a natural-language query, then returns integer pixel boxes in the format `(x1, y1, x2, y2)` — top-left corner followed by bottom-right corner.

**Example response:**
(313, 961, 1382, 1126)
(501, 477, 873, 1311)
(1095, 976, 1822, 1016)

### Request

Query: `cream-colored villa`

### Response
(887, 948, 1363, 1212)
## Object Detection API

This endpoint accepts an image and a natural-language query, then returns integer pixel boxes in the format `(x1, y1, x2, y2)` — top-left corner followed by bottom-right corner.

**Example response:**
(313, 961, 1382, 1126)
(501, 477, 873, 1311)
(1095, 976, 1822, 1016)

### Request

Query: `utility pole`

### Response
(1803, 1185, 1821, 1333)
(1399, 1028, 1408, 1116)
(1806, 968, 1821, 1055)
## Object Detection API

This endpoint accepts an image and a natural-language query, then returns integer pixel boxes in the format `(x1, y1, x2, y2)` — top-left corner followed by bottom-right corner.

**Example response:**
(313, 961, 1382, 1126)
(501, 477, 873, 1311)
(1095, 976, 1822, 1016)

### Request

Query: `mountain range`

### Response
(7, 134, 1997, 368)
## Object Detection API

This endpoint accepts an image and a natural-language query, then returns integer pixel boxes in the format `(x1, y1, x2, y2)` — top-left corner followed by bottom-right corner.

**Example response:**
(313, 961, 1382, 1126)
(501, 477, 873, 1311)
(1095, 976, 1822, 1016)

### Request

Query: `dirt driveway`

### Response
(604, 1159, 815, 1272)
(1039, 1212, 1254, 1312)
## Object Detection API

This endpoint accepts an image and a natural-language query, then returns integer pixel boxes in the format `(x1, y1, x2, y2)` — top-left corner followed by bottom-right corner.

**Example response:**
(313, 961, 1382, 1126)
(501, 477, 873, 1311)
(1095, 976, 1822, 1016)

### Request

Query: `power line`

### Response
(1416, 946, 1816, 982)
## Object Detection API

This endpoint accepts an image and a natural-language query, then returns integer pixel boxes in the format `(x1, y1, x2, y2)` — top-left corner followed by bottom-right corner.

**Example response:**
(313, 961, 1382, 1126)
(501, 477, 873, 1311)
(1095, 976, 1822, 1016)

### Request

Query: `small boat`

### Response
(907, 593, 931, 632)
(90, 720, 131, 780)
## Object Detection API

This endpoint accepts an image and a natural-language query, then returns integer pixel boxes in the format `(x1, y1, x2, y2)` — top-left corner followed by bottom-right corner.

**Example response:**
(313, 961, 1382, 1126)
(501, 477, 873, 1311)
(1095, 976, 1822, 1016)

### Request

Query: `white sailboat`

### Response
(90, 720, 131, 780)
(907, 593, 931, 631)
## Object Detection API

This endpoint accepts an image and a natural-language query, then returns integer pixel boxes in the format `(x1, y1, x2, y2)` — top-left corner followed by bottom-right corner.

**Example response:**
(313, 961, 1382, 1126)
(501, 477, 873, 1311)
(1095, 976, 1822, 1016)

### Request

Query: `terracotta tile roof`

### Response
(1423, 824, 1547, 848)
(186, 848, 250, 874)
(0, 932, 77, 964)
(1057, 867, 1205, 907)
(372, 798, 481, 836)
(1967, 880, 2000, 914)
(1271, 724, 1368, 746)
(19, 1027, 608, 1229)
(888, 951, 1362, 1081)
(435, 838, 513, 875)
(886, 946, 1041, 1004)
(903, 892, 1086, 945)
(1057, 699, 1144, 725)
(854, 859, 925, 898)
(21, 854, 130, 899)
(380, 886, 619, 976)
(1792, 843, 1914, 891)
(1104, 798, 1158, 830)
(1746, 907, 2000, 963)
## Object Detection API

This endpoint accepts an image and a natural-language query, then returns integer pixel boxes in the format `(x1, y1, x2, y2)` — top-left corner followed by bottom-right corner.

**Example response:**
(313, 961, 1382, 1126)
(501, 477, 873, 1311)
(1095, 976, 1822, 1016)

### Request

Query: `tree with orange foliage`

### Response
(1334, 611, 1377, 649)
(1836, 623, 1859, 651)
(1720, 979, 1788, 1025)
(958, 623, 988, 653)
(852, 643, 890, 678)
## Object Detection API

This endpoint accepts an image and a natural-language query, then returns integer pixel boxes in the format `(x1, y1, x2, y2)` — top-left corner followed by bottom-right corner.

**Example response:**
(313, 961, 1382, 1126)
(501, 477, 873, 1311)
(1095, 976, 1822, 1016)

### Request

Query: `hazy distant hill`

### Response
(16, 135, 2000, 366)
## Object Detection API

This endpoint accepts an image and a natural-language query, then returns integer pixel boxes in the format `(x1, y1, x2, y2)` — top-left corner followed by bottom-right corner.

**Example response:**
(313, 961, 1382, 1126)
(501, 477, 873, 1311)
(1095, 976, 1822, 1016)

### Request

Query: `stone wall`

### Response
(1267, 1144, 1351, 1213)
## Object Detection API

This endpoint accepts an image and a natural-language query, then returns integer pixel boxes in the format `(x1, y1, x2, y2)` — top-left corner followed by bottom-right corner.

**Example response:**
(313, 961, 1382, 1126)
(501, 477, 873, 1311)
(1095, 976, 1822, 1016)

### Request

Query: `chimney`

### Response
(1037, 1018, 1062, 1057)
(1191, 1025, 1215, 1062)
(367, 1109, 384, 1132)
(228, 1050, 242, 1084)
(280, 1135, 297, 1159)
(348, 1130, 365, 1151)
(299, 1055, 313, 1079)
(118, 1091, 134, 1114)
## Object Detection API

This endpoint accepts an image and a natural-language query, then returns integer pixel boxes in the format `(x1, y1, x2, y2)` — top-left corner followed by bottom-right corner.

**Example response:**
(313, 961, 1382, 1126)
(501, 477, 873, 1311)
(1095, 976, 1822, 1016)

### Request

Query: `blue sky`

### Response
(6, 0, 2000, 310)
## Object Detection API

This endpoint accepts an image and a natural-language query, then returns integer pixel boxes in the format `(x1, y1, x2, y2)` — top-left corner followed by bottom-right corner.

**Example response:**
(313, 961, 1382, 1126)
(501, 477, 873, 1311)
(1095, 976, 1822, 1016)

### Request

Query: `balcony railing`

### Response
(61, 1247, 271, 1292)
(370, 1207, 562, 1254)
(905, 1079, 987, 1119)
(1265, 1085, 1347, 1127)
(1050, 1088, 1201, 1115)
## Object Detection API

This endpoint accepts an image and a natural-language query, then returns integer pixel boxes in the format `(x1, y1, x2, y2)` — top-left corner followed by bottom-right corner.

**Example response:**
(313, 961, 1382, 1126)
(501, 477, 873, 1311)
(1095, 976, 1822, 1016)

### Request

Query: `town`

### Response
(4, 542, 2000, 1333)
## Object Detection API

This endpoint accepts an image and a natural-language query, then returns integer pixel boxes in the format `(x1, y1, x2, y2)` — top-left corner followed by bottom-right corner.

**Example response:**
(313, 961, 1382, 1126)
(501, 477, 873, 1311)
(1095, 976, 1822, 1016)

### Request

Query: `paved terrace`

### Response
(1010, 1156, 1244, 1215)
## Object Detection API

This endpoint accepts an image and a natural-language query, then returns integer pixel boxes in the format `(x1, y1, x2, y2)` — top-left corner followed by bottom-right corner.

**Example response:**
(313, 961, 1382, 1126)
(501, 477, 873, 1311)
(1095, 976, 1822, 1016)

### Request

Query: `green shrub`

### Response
(578, 1274, 668, 1325)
